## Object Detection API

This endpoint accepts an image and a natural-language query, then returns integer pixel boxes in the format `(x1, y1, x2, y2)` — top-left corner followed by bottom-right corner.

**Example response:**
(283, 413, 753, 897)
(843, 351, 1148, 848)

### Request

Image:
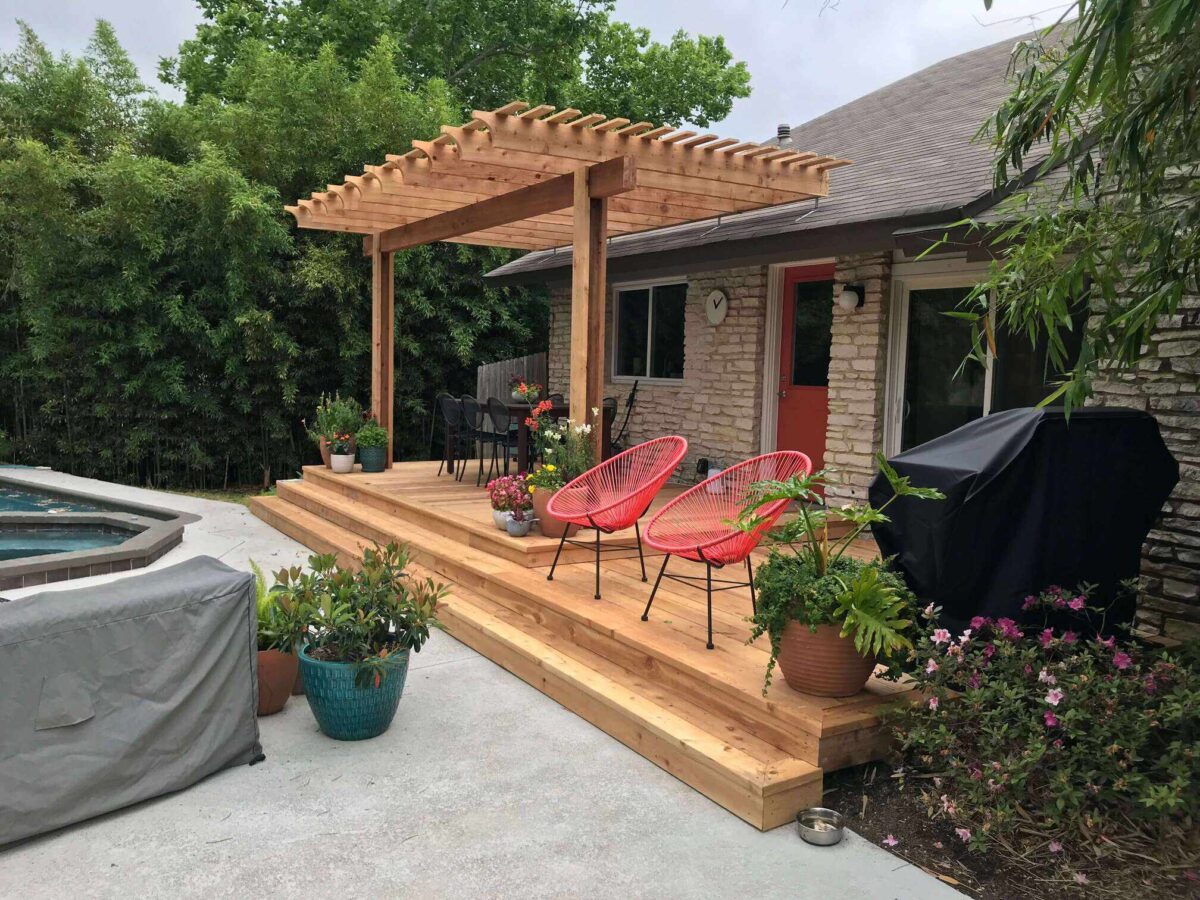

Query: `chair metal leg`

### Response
(594, 527, 602, 600)
(547, 528, 568, 581)
(641, 554, 671, 621)
(634, 521, 647, 581)
(747, 556, 757, 615)
(705, 562, 714, 650)
(476, 441, 486, 487)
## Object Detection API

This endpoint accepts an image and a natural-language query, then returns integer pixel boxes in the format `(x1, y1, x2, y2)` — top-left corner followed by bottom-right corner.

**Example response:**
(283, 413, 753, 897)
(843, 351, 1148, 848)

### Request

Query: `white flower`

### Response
(1038, 668, 1057, 685)
(591, 406, 600, 417)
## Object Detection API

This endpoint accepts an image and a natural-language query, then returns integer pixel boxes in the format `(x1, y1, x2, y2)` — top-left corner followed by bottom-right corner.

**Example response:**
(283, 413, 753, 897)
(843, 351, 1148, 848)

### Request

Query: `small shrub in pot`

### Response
(271, 543, 446, 741)
(252, 560, 310, 716)
(356, 418, 389, 473)
(737, 455, 943, 696)
(306, 393, 362, 467)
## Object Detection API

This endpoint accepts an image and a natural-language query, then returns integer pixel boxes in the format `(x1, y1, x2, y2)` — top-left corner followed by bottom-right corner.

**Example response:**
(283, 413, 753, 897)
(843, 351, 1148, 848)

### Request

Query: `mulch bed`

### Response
(821, 762, 1199, 899)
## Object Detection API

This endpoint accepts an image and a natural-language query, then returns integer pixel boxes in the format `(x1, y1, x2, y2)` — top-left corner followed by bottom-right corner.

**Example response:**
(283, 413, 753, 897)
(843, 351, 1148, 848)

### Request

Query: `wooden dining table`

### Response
(444, 401, 613, 476)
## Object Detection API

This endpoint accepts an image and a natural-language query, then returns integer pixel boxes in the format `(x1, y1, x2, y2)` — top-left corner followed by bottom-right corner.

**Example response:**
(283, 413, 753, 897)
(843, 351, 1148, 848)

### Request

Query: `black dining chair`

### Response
(435, 392, 462, 477)
(457, 395, 488, 485)
(485, 397, 520, 482)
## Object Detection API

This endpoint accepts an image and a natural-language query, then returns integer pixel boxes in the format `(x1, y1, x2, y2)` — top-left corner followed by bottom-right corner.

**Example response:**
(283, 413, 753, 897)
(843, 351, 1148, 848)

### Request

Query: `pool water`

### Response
(0, 527, 129, 561)
(0, 485, 101, 513)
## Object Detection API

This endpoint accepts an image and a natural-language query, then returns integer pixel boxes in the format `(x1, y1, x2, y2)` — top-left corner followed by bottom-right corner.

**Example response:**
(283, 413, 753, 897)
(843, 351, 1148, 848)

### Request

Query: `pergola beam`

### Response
(370, 237, 395, 468)
(376, 156, 636, 254)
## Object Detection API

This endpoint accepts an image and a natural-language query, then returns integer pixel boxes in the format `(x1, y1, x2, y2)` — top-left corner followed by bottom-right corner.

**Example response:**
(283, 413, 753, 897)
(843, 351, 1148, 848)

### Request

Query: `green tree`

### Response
(959, 1, 1200, 408)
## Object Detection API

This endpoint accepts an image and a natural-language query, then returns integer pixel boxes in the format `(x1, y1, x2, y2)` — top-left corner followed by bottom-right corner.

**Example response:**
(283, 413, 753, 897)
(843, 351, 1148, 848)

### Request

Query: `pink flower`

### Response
(1044, 710, 1059, 728)
(926, 658, 939, 674)
(1024, 664, 1034, 675)
(969, 766, 983, 781)
(996, 617, 1022, 641)
(932, 628, 951, 645)
(881, 834, 899, 848)
(1073, 872, 1088, 885)
(983, 643, 996, 659)
(955, 827, 972, 843)
(969, 616, 989, 630)
(923, 603, 935, 618)
(1062, 630, 1078, 645)
(1049, 840, 1063, 854)
(1068, 596, 1086, 611)
(968, 671, 981, 689)
(946, 644, 962, 657)
(1144, 674, 1158, 695)
(1038, 668, 1056, 685)
(1039, 629, 1055, 648)
(1045, 688, 1064, 706)
(928, 696, 939, 711)
(1053, 738, 1064, 748)
(958, 628, 972, 644)
(1021, 595, 1037, 611)
(940, 794, 956, 815)
(933, 840, 944, 849)
(1054, 598, 1066, 609)
(1112, 651, 1132, 670)
(1098, 635, 1116, 650)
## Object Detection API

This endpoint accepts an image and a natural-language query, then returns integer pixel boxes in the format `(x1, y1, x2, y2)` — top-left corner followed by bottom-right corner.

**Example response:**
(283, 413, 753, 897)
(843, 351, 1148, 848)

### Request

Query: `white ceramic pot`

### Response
(330, 453, 355, 474)
(492, 509, 509, 530)
(505, 512, 532, 537)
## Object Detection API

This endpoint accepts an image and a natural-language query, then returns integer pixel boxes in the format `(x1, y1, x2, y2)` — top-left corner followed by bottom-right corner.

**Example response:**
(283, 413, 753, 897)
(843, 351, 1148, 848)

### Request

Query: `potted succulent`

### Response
(487, 474, 528, 530)
(356, 417, 389, 473)
(251, 561, 311, 716)
(737, 455, 943, 697)
(307, 393, 362, 467)
(525, 414, 595, 538)
(328, 431, 355, 473)
(510, 376, 542, 403)
(271, 543, 445, 741)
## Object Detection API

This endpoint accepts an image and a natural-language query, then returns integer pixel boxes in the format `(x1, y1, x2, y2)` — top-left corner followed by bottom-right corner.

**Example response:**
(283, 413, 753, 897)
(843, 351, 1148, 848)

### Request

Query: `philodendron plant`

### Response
(735, 454, 944, 692)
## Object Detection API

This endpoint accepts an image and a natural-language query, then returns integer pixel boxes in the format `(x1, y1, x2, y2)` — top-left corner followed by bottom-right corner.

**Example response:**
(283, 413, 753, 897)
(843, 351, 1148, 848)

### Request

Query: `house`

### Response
(486, 32, 1200, 640)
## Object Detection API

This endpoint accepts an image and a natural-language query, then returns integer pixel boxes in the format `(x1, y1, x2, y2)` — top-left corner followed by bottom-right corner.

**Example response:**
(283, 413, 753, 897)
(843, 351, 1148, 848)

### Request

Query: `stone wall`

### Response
(1090, 296, 1200, 640)
(547, 266, 770, 481)
(825, 253, 893, 506)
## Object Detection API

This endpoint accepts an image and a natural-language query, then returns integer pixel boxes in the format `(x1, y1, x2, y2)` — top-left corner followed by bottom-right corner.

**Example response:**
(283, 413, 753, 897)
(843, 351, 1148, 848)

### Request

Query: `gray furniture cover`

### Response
(0, 556, 262, 847)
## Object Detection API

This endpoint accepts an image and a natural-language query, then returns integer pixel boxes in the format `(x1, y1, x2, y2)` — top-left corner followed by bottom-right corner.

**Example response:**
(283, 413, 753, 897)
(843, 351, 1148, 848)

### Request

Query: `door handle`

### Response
(778, 390, 788, 399)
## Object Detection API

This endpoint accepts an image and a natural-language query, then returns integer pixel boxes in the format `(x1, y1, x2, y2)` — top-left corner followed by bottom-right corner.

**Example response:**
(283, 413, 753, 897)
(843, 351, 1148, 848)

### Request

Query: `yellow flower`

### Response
(528, 485, 536, 493)
(544, 464, 556, 471)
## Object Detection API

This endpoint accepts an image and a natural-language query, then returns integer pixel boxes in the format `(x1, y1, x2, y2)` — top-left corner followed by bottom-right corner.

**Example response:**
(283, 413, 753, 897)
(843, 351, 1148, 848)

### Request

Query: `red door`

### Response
(776, 264, 834, 472)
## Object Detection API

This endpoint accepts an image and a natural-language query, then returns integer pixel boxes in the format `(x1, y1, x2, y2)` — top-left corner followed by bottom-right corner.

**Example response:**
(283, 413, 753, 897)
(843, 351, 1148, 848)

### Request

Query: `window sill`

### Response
(610, 375, 685, 387)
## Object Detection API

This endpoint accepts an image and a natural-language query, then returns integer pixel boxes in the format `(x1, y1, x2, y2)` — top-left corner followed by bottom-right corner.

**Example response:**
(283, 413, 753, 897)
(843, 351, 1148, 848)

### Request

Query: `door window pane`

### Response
(901, 287, 985, 450)
(791, 280, 833, 387)
(991, 319, 1085, 410)
(614, 288, 649, 377)
(650, 283, 686, 379)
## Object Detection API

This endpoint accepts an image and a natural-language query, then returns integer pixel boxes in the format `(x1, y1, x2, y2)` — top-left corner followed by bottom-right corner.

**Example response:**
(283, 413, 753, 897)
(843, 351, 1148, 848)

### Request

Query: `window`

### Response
(613, 282, 686, 380)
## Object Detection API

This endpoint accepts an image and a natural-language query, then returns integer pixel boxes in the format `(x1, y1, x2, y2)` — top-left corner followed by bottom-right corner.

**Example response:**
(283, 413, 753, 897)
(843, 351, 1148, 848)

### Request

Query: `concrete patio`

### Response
(0, 471, 960, 899)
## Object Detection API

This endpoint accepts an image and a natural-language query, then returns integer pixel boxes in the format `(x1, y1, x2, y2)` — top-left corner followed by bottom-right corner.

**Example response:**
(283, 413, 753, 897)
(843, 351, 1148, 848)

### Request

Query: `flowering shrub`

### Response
(894, 586, 1200, 868)
(537, 415, 595, 480)
(509, 377, 541, 403)
(486, 474, 531, 514)
(328, 431, 354, 454)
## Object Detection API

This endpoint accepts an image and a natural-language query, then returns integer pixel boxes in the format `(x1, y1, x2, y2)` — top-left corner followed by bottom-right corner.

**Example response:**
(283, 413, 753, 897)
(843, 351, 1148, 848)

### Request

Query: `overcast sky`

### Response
(1, 0, 1069, 139)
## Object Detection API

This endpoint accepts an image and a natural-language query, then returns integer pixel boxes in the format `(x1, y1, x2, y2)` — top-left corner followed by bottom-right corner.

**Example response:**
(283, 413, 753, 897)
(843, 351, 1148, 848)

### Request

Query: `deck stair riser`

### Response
(250, 465, 914, 829)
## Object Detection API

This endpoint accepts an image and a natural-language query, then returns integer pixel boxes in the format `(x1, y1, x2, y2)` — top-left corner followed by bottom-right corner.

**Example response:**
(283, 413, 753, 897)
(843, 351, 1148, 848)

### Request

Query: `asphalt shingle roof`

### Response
(487, 30, 1045, 281)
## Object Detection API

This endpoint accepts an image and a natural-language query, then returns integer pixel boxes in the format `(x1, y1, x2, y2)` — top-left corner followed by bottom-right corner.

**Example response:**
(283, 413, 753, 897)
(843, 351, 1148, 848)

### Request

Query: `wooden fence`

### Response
(475, 352, 548, 403)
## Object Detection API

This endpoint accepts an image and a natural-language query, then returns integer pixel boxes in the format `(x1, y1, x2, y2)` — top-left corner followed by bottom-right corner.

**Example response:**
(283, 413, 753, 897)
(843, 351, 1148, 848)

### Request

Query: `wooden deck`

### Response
(251, 461, 914, 830)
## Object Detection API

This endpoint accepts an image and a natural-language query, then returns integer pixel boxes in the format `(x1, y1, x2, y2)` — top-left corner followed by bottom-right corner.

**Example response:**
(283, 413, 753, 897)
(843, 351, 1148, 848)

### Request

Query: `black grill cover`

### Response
(868, 407, 1178, 633)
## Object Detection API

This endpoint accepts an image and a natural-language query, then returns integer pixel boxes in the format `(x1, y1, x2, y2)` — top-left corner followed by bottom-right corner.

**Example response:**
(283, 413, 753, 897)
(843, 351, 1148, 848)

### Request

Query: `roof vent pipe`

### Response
(777, 123, 792, 147)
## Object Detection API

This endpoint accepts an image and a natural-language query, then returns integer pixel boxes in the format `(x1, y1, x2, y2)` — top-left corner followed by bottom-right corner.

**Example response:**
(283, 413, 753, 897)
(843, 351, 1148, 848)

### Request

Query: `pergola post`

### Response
(370, 237, 395, 468)
(570, 166, 608, 462)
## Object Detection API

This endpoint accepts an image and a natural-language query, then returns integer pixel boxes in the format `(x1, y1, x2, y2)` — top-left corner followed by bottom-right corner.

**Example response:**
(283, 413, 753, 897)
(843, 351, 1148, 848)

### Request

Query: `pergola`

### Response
(286, 102, 849, 466)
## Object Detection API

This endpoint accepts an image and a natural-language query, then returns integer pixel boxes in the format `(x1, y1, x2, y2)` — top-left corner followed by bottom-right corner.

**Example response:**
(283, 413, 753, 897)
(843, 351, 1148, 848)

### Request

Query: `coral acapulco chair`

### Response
(545, 436, 688, 600)
(641, 450, 811, 649)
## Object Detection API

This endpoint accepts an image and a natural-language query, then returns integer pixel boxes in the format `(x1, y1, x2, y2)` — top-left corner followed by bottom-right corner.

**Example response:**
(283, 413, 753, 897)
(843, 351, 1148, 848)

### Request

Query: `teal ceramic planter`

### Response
(358, 445, 388, 473)
(299, 645, 410, 740)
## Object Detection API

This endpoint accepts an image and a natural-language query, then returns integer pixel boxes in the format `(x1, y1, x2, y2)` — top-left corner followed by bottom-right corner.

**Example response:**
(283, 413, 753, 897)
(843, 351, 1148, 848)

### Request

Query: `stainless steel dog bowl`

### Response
(796, 807, 845, 846)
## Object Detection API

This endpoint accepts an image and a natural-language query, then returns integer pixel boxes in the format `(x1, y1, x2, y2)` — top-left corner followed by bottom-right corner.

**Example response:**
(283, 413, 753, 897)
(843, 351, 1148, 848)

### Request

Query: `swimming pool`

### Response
(0, 485, 102, 514)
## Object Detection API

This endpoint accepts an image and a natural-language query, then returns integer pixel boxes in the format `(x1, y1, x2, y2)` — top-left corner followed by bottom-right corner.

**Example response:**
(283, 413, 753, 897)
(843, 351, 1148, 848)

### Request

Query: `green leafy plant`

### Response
(307, 393, 363, 445)
(737, 454, 943, 692)
(271, 543, 446, 688)
(252, 559, 312, 653)
(892, 586, 1200, 884)
(355, 418, 389, 448)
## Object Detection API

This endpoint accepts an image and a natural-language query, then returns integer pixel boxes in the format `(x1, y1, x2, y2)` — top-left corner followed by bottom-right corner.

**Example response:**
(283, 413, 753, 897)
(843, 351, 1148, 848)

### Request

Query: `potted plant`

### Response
(328, 431, 355, 473)
(487, 474, 528, 530)
(271, 543, 445, 741)
(251, 561, 311, 716)
(736, 455, 943, 697)
(307, 393, 362, 467)
(525, 414, 595, 538)
(356, 417, 389, 473)
(510, 376, 542, 403)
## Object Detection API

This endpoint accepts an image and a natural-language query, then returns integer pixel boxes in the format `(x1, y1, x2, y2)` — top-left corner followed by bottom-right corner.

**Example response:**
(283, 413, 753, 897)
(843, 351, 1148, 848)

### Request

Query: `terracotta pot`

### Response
(257, 648, 299, 715)
(531, 488, 579, 539)
(319, 436, 332, 468)
(776, 622, 876, 697)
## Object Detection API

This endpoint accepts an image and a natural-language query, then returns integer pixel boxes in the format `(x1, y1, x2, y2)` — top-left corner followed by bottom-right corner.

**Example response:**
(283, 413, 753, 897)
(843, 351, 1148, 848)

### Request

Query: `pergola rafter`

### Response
(285, 102, 849, 466)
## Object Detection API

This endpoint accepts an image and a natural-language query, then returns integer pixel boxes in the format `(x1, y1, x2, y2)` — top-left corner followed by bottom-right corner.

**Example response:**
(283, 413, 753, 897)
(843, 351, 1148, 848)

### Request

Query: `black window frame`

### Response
(611, 281, 687, 382)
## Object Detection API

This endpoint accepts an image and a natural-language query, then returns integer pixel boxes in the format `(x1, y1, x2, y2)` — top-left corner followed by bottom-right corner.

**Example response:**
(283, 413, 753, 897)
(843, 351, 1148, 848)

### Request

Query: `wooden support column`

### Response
(370, 237, 395, 468)
(570, 166, 608, 461)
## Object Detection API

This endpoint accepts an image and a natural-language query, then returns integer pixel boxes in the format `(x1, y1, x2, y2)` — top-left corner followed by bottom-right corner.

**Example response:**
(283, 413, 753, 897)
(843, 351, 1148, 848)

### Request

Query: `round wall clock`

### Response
(705, 289, 728, 326)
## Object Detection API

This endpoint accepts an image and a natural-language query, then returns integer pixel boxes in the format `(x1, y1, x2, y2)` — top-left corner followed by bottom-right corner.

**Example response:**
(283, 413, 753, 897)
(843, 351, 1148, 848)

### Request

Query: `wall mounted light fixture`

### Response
(836, 283, 865, 312)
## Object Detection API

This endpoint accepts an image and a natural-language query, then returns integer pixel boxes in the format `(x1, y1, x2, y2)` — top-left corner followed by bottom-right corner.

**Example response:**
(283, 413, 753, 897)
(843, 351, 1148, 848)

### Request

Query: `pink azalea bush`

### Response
(893, 586, 1199, 866)
(486, 474, 531, 515)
